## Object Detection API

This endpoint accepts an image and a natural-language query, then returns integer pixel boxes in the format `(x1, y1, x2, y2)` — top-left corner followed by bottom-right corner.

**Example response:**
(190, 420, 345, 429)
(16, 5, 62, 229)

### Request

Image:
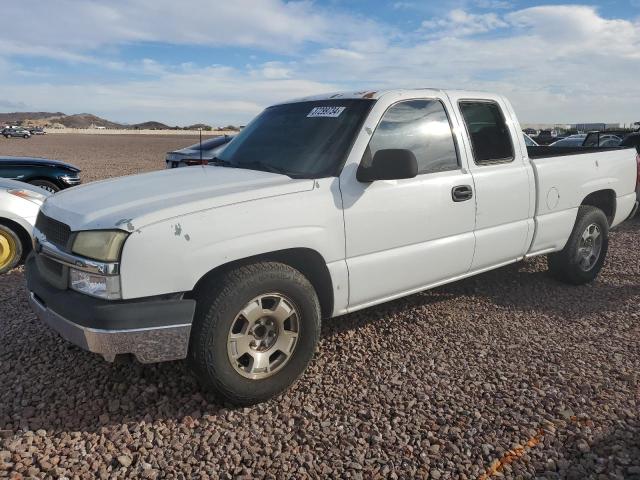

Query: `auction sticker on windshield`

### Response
(307, 106, 346, 118)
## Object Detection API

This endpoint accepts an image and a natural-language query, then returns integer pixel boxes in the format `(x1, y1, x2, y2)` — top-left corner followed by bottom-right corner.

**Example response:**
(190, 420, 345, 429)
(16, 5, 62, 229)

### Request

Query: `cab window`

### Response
(366, 99, 459, 175)
(459, 101, 514, 164)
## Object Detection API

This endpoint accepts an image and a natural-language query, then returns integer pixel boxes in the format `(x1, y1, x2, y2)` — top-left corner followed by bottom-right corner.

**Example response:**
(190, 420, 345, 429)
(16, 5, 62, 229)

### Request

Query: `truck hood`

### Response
(41, 166, 315, 231)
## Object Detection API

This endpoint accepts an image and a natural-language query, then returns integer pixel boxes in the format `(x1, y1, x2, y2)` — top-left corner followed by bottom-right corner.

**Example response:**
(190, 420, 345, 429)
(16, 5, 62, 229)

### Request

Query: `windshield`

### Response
(217, 99, 374, 178)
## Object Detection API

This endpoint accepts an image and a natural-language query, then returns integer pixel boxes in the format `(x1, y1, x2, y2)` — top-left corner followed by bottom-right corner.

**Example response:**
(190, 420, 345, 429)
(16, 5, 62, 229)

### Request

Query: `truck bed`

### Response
(527, 146, 637, 255)
(527, 145, 631, 159)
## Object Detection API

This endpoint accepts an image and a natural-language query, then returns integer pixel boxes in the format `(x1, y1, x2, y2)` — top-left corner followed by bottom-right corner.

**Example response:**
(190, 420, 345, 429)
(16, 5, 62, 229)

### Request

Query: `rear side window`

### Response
(367, 99, 459, 175)
(459, 101, 514, 164)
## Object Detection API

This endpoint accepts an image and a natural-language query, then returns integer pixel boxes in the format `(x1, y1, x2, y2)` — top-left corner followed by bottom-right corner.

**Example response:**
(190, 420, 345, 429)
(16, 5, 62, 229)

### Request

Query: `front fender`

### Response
(119, 178, 345, 300)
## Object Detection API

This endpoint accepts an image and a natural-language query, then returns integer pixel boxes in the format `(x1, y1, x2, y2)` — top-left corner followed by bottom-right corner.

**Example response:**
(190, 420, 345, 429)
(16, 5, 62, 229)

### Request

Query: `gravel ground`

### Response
(0, 133, 204, 183)
(1, 135, 639, 479)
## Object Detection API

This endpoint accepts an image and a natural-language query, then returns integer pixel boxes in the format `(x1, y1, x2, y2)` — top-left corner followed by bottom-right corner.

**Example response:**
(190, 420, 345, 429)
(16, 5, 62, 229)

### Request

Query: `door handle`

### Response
(452, 185, 473, 202)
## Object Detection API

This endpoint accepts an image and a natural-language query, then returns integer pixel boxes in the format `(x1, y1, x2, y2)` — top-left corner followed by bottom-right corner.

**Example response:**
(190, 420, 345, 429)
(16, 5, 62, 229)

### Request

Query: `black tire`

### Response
(0, 224, 23, 275)
(189, 262, 321, 405)
(28, 179, 60, 193)
(23, 134, 29, 139)
(548, 205, 609, 285)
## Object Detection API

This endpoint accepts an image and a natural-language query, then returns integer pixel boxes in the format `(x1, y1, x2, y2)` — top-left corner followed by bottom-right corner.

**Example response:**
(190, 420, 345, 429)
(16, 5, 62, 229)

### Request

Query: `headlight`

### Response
(59, 174, 81, 185)
(8, 188, 47, 205)
(72, 230, 128, 262)
(70, 269, 121, 300)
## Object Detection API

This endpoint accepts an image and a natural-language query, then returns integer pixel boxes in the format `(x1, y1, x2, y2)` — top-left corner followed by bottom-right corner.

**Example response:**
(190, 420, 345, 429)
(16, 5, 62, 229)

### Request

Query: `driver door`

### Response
(340, 96, 476, 310)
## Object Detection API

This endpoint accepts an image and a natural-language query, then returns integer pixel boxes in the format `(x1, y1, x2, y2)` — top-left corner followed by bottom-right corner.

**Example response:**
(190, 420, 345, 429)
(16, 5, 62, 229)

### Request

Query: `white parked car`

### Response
(0, 179, 49, 274)
(549, 134, 588, 147)
(26, 89, 640, 404)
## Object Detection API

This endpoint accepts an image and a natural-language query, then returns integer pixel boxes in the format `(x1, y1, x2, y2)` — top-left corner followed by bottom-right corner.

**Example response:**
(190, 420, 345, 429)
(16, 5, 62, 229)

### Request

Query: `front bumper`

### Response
(26, 254, 196, 363)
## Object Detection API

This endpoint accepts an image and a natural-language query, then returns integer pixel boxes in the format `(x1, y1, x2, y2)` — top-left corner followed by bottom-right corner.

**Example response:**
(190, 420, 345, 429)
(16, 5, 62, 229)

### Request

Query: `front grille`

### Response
(35, 212, 71, 249)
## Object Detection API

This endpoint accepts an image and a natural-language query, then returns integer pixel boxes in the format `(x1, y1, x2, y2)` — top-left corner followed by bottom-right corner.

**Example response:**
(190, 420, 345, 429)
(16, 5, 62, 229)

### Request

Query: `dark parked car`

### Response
(28, 127, 46, 135)
(165, 135, 234, 168)
(0, 156, 81, 192)
(532, 129, 558, 145)
(550, 132, 623, 148)
(2, 127, 31, 139)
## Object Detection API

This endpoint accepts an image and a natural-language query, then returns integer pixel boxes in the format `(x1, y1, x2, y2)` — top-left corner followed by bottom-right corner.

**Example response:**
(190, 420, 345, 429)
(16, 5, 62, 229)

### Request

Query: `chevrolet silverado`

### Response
(26, 89, 640, 404)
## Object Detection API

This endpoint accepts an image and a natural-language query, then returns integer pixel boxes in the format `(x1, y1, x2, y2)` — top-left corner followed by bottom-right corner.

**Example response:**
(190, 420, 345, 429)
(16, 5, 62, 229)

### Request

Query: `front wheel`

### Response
(0, 225, 23, 275)
(189, 262, 321, 405)
(548, 205, 609, 285)
(28, 179, 60, 193)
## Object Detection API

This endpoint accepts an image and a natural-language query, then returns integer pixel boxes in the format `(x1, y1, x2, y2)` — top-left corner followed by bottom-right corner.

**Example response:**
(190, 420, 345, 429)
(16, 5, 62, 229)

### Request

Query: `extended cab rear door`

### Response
(340, 92, 476, 310)
(447, 92, 535, 270)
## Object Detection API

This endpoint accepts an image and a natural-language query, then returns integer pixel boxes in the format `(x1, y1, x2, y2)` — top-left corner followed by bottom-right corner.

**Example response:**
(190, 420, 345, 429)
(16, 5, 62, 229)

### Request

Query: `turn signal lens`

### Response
(8, 189, 47, 204)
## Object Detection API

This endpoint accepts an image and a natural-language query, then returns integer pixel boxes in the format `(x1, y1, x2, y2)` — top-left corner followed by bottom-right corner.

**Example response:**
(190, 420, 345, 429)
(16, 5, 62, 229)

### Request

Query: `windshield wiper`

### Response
(234, 160, 296, 177)
(209, 157, 236, 167)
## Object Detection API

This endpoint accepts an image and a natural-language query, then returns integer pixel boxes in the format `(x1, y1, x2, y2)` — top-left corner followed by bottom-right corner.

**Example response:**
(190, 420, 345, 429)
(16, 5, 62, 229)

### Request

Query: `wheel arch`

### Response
(581, 189, 616, 225)
(189, 248, 335, 319)
(25, 176, 63, 191)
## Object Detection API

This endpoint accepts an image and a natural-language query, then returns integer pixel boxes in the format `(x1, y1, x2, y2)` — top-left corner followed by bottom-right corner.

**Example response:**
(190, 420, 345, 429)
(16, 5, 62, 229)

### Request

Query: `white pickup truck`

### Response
(26, 89, 640, 405)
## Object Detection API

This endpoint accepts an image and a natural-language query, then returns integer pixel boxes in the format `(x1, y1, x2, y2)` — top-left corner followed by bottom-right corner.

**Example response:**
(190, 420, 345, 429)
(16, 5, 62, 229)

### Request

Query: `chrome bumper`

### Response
(29, 292, 191, 363)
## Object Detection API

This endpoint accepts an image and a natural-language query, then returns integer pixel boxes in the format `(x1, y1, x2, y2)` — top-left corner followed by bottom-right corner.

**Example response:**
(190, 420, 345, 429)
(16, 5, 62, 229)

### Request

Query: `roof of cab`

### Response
(279, 88, 498, 105)
(288, 88, 442, 103)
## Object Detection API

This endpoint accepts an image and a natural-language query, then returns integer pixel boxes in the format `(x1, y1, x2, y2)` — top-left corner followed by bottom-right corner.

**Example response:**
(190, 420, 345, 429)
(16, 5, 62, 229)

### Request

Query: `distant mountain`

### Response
(0, 111, 186, 130)
(0, 111, 124, 128)
(0, 111, 66, 123)
(54, 113, 124, 129)
(131, 121, 171, 130)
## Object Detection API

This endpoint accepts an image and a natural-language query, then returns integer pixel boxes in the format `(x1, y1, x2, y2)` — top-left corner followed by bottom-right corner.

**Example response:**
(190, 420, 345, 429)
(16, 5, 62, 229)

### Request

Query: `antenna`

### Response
(199, 128, 203, 164)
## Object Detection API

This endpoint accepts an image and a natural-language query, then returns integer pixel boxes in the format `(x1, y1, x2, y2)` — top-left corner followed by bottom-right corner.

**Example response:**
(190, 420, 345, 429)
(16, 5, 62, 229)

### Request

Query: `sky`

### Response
(0, 0, 639, 126)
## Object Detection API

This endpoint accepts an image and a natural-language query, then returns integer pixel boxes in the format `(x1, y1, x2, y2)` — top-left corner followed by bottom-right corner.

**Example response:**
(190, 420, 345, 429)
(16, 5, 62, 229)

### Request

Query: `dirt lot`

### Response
(0, 135, 639, 479)
(0, 133, 202, 183)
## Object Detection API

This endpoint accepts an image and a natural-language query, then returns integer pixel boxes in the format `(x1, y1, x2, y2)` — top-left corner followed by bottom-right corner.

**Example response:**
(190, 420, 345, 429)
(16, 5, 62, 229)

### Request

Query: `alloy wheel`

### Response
(576, 223, 602, 271)
(227, 293, 300, 379)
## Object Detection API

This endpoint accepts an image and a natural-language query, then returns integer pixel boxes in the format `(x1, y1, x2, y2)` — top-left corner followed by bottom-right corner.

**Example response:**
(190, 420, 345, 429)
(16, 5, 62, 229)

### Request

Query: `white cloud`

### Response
(507, 5, 640, 59)
(393, 2, 416, 9)
(254, 62, 293, 80)
(0, 0, 332, 55)
(0, 4, 638, 124)
(306, 6, 640, 123)
(0, 65, 339, 125)
(0, 0, 388, 66)
(474, 0, 513, 9)
(422, 9, 509, 36)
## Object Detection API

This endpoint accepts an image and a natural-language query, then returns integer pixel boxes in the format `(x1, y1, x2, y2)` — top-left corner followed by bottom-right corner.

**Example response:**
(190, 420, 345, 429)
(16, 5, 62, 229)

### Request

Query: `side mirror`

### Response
(357, 149, 418, 182)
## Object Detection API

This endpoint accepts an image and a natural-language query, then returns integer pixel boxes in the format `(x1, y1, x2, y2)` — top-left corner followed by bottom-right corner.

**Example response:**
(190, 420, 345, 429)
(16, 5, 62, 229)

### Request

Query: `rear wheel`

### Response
(23, 134, 29, 139)
(0, 225, 23, 274)
(189, 262, 321, 405)
(28, 179, 60, 193)
(548, 205, 609, 285)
